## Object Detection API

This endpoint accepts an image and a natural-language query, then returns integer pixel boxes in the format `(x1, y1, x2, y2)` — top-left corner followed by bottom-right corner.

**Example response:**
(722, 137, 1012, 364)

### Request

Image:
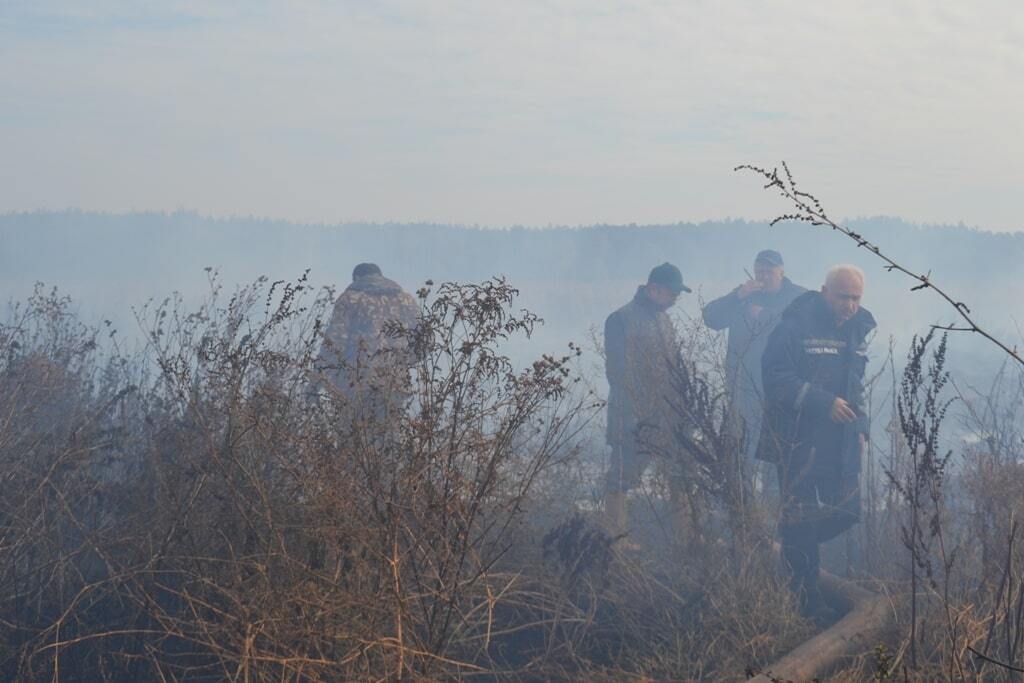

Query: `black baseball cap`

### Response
(647, 262, 692, 294)
(755, 250, 784, 268)
(352, 262, 382, 280)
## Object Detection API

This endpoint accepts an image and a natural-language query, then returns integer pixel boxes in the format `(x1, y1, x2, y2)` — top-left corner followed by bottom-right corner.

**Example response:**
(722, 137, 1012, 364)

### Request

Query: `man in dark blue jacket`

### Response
(757, 265, 876, 616)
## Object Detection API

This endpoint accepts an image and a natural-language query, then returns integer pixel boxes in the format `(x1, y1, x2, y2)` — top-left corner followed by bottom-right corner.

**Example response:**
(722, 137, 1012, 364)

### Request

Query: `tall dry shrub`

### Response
(1, 274, 594, 681)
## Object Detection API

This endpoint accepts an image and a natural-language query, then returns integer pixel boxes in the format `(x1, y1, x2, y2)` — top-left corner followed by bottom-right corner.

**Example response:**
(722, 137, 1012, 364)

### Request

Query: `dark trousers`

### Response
(777, 443, 860, 607)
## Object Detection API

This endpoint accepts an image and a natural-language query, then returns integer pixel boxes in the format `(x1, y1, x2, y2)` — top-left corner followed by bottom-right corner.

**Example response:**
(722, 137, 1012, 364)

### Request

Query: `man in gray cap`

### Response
(702, 250, 806, 468)
(603, 262, 691, 540)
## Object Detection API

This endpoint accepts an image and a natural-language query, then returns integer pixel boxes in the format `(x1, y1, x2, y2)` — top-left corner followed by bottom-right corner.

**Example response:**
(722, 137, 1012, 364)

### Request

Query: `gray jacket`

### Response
(702, 278, 806, 426)
(604, 287, 678, 447)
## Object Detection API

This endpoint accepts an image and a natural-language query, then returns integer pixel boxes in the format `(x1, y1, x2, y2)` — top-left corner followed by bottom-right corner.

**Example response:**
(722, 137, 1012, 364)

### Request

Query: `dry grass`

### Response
(2, 275, 1022, 681)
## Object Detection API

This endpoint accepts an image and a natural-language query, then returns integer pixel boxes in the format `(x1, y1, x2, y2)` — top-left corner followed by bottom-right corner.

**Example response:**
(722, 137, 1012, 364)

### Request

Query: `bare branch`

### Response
(736, 162, 1023, 365)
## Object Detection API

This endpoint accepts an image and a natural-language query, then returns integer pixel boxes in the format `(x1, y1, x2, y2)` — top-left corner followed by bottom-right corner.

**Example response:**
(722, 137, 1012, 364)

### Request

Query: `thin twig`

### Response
(967, 645, 1024, 674)
(736, 162, 1023, 366)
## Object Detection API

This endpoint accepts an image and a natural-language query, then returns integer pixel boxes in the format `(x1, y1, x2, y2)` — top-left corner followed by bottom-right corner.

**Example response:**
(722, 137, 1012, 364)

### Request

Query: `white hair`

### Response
(824, 264, 865, 289)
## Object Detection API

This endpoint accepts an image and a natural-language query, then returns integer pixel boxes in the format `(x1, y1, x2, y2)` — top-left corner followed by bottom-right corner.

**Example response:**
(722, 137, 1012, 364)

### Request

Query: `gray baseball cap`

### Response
(755, 250, 784, 268)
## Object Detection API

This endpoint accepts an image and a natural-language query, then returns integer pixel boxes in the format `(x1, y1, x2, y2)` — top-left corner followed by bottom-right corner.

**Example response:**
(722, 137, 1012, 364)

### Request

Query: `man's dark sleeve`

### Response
(761, 320, 835, 421)
(604, 312, 627, 387)
(702, 288, 743, 330)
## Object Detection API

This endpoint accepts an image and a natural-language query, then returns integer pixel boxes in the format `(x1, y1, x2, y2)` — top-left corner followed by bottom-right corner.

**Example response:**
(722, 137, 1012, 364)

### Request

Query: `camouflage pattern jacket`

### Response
(317, 275, 419, 390)
(604, 287, 679, 449)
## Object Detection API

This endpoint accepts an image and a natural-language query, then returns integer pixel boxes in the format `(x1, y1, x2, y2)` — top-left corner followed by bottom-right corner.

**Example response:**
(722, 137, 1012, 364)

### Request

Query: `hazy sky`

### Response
(3, 2, 1024, 231)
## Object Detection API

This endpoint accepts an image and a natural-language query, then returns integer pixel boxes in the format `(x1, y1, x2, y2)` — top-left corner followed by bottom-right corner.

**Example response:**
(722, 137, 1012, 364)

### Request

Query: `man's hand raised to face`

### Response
(737, 280, 764, 300)
(830, 397, 857, 423)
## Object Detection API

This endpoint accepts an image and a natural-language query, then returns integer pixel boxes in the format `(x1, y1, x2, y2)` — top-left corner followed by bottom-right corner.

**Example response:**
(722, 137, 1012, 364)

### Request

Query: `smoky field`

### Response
(2, 253, 1024, 682)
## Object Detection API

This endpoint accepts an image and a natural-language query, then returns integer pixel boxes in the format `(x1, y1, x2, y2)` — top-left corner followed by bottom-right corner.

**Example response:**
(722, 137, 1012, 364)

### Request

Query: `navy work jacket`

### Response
(756, 291, 876, 474)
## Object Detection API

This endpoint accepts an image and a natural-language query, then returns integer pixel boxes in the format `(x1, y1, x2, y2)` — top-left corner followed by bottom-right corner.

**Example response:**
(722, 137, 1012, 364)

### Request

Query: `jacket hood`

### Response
(346, 274, 405, 296)
(783, 290, 876, 335)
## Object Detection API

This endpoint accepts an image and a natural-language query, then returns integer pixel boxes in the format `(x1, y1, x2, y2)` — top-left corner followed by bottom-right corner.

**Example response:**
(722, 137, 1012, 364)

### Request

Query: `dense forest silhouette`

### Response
(2, 210, 1019, 376)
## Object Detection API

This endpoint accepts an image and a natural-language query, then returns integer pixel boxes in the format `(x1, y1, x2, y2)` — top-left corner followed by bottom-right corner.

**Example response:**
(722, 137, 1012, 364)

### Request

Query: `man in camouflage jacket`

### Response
(316, 263, 419, 410)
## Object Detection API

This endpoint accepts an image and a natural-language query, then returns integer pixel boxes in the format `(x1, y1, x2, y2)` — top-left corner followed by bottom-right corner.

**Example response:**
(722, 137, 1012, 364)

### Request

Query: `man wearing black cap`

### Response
(603, 262, 691, 540)
(702, 250, 806, 466)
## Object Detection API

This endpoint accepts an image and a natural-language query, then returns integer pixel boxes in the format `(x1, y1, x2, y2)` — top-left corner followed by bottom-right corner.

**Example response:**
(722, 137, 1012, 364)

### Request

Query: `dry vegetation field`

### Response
(2, 273, 1024, 681)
